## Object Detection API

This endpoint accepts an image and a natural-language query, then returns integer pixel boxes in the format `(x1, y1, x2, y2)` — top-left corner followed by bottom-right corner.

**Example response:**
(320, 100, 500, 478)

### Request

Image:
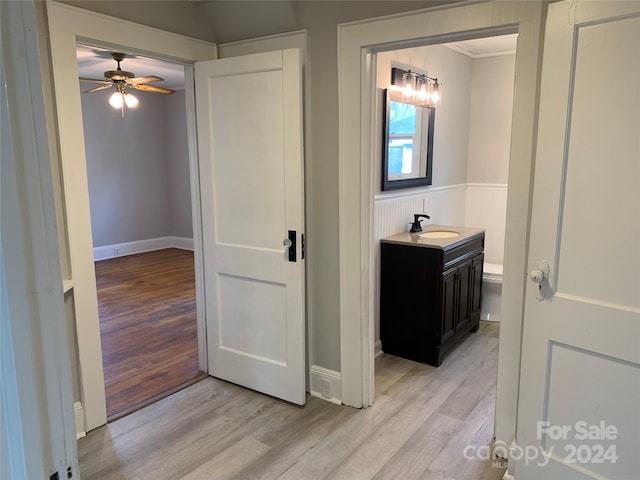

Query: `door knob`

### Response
(283, 238, 292, 248)
(529, 269, 545, 284)
(529, 260, 550, 301)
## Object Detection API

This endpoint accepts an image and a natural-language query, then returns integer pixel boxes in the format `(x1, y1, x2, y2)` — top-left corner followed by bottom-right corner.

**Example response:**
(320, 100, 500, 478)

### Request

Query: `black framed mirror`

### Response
(382, 88, 435, 191)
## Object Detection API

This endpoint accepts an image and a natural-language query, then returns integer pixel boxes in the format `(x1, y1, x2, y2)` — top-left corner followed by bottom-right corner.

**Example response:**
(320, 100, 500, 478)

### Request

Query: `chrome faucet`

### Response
(409, 214, 430, 233)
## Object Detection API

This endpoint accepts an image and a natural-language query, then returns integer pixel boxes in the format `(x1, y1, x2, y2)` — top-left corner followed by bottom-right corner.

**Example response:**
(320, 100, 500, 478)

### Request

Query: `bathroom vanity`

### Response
(380, 225, 485, 366)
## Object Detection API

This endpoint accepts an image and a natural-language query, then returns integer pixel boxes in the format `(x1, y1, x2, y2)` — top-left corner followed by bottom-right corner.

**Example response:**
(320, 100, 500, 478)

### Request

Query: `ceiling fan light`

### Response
(124, 93, 139, 108)
(109, 92, 124, 109)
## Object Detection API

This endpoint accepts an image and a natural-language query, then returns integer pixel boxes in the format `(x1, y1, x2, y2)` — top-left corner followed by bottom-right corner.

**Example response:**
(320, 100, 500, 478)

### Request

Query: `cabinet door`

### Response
(440, 267, 457, 342)
(456, 258, 473, 332)
(470, 253, 484, 320)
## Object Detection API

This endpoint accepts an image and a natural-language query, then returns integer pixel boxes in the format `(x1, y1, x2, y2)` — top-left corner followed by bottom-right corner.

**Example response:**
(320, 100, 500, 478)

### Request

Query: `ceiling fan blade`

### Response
(131, 83, 175, 95)
(79, 77, 110, 83)
(83, 84, 114, 93)
(128, 75, 164, 84)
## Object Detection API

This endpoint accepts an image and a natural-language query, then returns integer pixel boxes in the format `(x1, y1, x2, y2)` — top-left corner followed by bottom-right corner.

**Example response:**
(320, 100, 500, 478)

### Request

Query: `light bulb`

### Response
(418, 85, 429, 102)
(402, 72, 415, 98)
(431, 88, 440, 105)
(124, 93, 139, 108)
(109, 92, 124, 109)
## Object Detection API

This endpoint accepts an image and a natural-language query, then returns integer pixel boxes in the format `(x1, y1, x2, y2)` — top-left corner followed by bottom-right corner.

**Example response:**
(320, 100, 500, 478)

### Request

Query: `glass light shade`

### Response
(109, 92, 124, 109)
(402, 72, 415, 98)
(124, 93, 139, 108)
(431, 84, 440, 105)
(417, 82, 429, 102)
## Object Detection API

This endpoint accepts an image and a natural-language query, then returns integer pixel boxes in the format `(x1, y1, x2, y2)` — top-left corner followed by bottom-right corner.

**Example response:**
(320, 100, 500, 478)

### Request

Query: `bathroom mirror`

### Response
(382, 89, 435, 191)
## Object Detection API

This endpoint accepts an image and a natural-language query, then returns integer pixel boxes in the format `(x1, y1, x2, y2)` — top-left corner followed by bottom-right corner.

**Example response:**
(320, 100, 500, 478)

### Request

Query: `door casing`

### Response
(337, 0, 546, 453)
(47, 1, 217, 432)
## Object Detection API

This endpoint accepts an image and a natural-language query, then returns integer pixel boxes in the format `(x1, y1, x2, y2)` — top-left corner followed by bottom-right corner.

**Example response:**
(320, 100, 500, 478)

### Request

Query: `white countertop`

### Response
(380, 224, 485, 250)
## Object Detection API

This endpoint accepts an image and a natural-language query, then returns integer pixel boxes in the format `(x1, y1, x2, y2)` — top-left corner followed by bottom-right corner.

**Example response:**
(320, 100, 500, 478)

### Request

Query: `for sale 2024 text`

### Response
(537, 421, 618, 465)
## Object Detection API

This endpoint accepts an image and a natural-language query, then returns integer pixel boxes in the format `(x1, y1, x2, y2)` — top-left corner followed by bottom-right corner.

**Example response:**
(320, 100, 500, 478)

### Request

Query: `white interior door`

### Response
(195, 49, 305, 405)
(516, 2, 640, 478)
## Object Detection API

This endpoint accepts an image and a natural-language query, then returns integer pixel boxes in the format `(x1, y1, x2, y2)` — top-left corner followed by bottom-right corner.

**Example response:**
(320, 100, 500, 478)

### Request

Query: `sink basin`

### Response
(420, 230, 460, 239)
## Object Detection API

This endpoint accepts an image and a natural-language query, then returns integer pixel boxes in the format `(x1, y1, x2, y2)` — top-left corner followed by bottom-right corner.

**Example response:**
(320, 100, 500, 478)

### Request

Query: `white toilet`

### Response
(481, 262, 503, 322)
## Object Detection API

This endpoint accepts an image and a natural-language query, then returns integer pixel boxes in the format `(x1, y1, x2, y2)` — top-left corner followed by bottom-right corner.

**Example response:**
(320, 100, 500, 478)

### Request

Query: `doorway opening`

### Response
(372, 32, 518, 437)
(76, 44, 206, 421)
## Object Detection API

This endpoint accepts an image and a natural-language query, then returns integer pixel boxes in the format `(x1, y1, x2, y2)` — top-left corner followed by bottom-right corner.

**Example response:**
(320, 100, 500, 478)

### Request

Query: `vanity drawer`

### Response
(443, 235, 484, 269)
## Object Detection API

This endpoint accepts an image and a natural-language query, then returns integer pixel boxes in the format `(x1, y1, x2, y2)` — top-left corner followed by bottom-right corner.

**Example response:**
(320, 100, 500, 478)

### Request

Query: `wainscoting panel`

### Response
(464, 184, 508, 265)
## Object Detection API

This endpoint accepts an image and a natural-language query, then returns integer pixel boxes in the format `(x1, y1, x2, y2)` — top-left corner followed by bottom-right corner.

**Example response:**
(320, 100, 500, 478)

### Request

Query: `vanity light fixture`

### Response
(391, 67, 440, 107)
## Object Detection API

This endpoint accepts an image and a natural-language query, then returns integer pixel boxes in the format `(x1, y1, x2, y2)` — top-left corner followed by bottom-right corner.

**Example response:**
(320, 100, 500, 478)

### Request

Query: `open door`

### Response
(515, 2, 640, 478)
(195, 49, 306, 405)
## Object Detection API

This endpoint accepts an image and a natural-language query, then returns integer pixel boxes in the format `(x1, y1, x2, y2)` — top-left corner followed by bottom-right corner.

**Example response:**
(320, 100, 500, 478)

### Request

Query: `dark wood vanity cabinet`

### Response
(380, 232, 484, 367)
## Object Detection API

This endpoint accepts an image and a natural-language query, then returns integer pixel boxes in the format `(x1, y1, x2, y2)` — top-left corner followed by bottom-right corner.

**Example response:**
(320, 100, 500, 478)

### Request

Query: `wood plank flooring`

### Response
(78, 321, 507, 480)
(95, 248, 206, 420)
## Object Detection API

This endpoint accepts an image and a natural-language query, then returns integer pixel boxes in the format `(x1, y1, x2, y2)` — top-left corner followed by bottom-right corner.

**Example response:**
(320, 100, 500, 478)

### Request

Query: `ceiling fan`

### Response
(80, 52, 175, 107)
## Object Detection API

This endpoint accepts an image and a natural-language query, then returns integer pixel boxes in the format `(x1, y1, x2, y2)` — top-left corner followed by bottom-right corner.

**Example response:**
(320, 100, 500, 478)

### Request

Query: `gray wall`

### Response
(293, 2, 449, 371)
(467, 54, 516, 184)
(165, 91, 193, 238)
(377, 47, 516, 191)
(376, 45, 473, 194)
(81, 87, 192, 247)
(65, 0, 453, 373)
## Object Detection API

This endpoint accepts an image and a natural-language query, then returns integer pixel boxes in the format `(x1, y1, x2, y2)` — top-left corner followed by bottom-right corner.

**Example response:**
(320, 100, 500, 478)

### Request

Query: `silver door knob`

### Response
(283, 238, 292, 248)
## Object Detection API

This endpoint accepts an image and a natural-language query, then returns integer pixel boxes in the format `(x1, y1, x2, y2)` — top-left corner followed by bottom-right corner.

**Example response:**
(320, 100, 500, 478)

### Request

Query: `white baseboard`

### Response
(74, 401, 86, 440)
(171, 236, 194, 251)
(481, 313, 501, 322)
(374, 340, 383, 358)
(94, 236, 194, 261)
(310, 365, 342, 405)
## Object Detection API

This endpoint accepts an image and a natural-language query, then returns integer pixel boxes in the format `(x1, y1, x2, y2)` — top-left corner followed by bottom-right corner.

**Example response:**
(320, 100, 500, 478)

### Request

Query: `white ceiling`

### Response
(442, 34, 519, 59)
(76, 44, 186, 90)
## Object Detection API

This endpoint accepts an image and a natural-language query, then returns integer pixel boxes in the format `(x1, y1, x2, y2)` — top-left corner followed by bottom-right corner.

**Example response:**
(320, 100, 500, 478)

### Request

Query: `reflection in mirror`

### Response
(382, 89, 434, 191)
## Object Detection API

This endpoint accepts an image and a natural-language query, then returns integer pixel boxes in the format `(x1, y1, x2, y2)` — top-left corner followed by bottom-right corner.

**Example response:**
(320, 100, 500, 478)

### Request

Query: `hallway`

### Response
(79, 321, 504, 479)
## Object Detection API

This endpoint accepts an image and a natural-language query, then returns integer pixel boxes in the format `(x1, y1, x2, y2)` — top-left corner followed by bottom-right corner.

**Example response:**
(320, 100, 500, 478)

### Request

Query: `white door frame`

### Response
(1, 1, 78, 476)
(46, 0, 217, 431)
(337, 0, 545, 446)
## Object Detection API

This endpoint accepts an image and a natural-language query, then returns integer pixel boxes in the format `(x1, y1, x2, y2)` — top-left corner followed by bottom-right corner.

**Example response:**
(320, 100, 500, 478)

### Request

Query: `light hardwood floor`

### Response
(78, 321, 506, 480)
